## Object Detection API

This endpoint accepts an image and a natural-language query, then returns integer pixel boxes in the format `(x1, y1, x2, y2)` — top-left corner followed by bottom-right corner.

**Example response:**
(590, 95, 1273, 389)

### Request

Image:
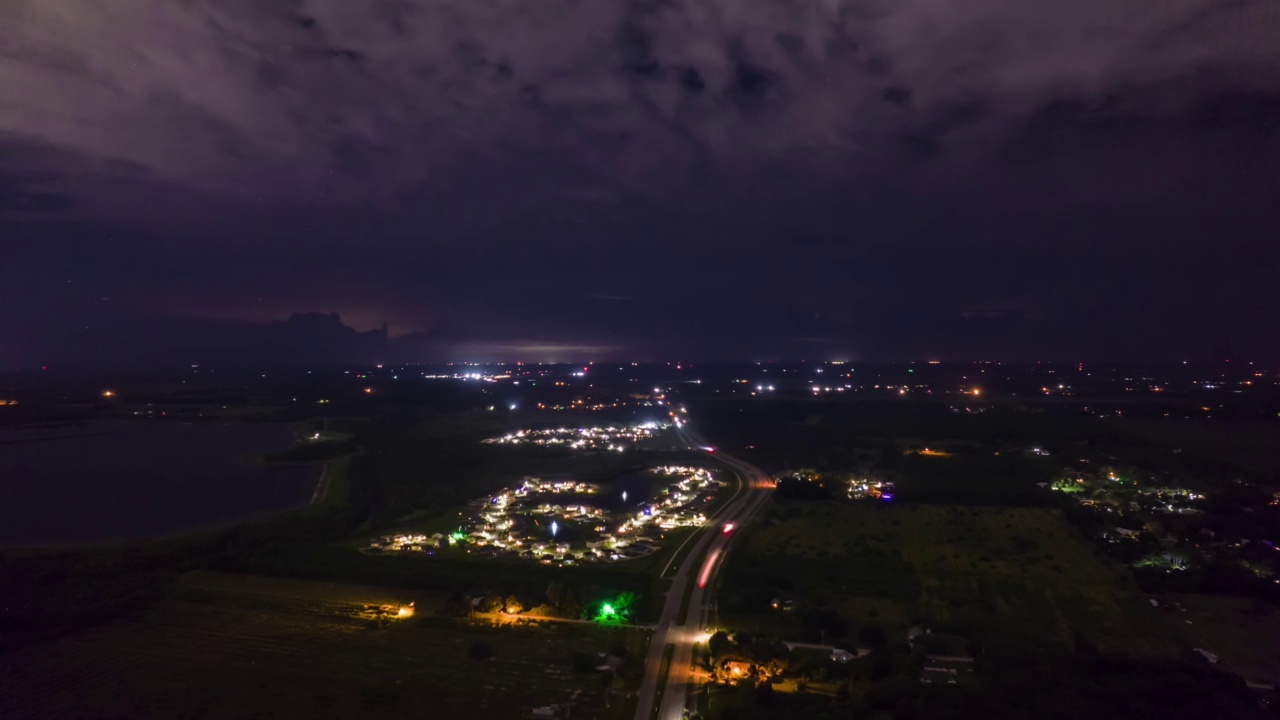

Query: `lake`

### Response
(0, 421, 316, 545)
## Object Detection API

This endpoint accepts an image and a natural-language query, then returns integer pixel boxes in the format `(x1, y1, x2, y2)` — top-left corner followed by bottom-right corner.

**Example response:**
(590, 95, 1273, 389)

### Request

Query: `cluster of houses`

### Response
(848, 479, 895, 501)
(1050, 467, 1206, 516)
(481, 422, 664, 452)
(365, 467, 723, 565)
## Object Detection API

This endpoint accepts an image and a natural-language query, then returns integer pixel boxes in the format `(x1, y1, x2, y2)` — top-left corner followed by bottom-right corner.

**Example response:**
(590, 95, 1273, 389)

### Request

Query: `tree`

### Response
(443, 592, 470, 617)
(504, 596, 524, 614)
(709, 631, 733, 660)
(559, 588, 581, 619)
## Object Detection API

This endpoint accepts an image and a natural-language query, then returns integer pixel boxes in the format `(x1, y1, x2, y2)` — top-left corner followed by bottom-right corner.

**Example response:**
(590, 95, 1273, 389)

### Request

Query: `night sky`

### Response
(3, 1, 1278, 367)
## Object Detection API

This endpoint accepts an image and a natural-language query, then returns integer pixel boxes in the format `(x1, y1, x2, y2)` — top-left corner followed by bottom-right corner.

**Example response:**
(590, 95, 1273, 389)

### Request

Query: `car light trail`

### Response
(697, 548, 721, 588)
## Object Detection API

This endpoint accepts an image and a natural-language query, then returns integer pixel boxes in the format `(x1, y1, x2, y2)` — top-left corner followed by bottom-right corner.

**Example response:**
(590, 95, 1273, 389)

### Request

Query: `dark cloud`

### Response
(0, 0, 1278, 366)
(679, 67, 705, 94)
(881, 86, 911, 105)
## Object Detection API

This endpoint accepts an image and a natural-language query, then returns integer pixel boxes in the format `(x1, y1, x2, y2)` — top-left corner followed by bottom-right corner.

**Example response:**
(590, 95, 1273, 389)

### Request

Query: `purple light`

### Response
(881, 494, 894, 501)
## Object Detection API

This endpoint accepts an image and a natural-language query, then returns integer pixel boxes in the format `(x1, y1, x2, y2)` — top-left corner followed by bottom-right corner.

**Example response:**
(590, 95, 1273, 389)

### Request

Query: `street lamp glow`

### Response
(622, 491, 628, 502)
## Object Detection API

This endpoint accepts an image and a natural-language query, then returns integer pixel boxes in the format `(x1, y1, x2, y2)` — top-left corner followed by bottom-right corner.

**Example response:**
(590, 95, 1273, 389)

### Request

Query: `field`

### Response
(720, 502, 1175, 655)
(892, 451, 1056, 503)
(1166, 593, 1280, 684)
(690, 397, 1101, 469)
(0, 571, 649, 720)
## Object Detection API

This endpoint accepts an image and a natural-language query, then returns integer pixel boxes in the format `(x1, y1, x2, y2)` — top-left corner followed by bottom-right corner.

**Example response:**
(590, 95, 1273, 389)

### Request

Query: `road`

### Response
(633, 428, 774, 720)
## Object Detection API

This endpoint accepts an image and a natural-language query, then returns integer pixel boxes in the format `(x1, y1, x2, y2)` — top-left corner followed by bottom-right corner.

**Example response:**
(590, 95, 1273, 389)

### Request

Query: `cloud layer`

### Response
(3, 0, 1276, 208)
(2, 0, 1278, 365)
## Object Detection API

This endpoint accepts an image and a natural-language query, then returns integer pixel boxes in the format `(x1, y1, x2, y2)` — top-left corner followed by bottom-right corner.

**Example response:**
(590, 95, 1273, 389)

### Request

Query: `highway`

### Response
(633, 427, 774, 720)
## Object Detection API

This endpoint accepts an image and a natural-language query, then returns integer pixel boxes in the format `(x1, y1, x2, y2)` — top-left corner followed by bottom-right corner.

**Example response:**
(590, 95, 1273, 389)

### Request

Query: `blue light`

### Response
(881, 494, 894, 501)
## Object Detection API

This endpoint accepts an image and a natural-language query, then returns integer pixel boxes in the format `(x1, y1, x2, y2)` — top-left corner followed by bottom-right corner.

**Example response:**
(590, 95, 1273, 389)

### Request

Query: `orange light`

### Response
(972, 388, 981, 396)
(364, 387, 374, 394)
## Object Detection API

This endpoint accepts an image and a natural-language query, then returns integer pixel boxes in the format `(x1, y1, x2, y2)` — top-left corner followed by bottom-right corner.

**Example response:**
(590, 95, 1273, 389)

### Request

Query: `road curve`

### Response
(634, 429, 774, 720)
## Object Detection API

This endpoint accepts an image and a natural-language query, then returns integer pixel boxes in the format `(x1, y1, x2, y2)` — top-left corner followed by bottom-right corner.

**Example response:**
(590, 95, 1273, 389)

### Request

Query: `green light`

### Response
(601, 603, 615, 616)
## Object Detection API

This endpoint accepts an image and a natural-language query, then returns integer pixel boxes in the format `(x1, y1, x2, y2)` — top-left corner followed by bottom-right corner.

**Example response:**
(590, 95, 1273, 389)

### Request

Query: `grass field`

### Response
(893, 452, 1056, 503)
(1166, 593, 1280, 684)
(0, 571, 649, 720)
(721, 502, 1175, 655)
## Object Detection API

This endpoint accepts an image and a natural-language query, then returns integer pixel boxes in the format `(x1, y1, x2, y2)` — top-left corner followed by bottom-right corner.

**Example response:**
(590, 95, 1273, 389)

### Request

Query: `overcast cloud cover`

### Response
(2, 0, 1278, 366)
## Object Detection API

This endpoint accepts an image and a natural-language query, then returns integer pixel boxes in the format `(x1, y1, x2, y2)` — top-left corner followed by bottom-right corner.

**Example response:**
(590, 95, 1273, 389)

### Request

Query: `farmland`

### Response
(0, 571, 649, 720)
(720, 502, 1175, 655)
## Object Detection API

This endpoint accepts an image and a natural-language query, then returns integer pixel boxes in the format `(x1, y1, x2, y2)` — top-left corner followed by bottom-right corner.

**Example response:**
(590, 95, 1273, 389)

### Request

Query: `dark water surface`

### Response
(0, 421, 314, 545)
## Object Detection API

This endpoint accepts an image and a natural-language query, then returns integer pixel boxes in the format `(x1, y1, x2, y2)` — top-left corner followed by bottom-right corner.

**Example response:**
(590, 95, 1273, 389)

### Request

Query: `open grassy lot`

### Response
(721, 502, 1174, 655)
(893, 451, 1056, 503)
(690, 397, 1100, 469)
(1105, 416, 1280, 484)
(1166, 593, 1280, 684)
(0, 571, 649, 720)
